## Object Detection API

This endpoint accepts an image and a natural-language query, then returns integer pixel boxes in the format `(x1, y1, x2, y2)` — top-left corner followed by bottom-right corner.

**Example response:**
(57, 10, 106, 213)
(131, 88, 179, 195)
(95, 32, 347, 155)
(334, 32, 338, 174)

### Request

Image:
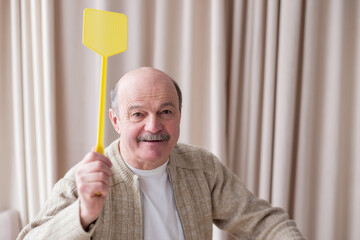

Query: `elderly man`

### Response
(18, 67, 304, 239)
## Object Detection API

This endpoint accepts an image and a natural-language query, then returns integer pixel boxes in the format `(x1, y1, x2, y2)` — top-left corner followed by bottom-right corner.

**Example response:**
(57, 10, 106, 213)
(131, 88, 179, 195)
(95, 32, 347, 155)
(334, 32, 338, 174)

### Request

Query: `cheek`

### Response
(166, 119, 181, 136)
(120, 123, 142, 140)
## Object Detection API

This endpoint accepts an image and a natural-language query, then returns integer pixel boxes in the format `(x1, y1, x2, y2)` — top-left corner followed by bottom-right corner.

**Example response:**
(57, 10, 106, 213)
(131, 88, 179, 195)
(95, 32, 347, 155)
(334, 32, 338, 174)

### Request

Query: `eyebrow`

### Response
(159, 102, 176, 109)
(128, 105, 143, 112)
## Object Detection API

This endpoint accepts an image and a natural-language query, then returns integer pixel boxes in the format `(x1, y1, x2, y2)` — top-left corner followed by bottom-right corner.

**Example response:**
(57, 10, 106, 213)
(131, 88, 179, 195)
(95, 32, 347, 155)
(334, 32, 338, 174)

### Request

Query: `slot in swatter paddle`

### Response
(83, 8, 127, 154)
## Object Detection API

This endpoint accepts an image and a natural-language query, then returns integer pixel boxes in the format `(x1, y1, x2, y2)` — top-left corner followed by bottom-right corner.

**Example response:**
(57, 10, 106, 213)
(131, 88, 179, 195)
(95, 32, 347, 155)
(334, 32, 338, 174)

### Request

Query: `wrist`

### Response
(79, 201, 98, 230)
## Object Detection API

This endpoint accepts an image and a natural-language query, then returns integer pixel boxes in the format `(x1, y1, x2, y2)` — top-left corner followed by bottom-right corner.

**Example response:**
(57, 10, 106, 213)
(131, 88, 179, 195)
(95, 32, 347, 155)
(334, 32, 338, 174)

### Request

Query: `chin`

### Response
(137, 140, 175, 159)
(142, 151, 167, 161)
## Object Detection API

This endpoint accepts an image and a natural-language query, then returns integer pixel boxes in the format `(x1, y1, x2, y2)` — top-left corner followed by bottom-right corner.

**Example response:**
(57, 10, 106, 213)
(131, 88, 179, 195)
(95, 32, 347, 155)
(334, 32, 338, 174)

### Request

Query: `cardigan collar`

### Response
(105, 139, 179, 187)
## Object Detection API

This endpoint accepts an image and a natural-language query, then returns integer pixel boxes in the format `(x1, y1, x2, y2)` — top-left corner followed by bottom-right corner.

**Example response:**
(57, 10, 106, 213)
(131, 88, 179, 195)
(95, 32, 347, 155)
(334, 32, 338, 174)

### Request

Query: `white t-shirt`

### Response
(126, 160, 185, 240)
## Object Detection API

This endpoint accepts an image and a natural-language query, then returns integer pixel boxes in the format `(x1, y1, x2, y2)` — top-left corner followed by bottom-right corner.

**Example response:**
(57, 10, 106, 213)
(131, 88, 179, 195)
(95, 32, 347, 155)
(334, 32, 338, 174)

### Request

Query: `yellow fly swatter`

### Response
(83, 8, 127, 154)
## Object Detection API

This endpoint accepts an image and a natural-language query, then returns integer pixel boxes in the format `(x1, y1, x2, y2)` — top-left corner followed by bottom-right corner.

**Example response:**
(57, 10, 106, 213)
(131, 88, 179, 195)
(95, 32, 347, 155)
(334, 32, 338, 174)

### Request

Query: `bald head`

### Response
(111, 67, 182, 115)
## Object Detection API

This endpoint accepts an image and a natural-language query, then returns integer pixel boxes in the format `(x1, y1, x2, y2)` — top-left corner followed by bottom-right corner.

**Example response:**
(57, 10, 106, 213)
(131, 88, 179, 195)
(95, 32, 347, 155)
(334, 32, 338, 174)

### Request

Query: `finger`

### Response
(78, 182, 110, 198)
(90, 150, 113, 168)
(77, 172, 111, 186)
(81, 161, 112, 177)
(82, 151, 112, 168)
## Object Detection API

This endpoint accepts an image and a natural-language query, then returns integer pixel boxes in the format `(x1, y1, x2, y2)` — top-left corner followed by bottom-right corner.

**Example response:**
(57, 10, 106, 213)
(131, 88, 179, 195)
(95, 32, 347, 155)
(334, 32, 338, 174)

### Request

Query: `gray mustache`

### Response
(137, 134, 170, 142)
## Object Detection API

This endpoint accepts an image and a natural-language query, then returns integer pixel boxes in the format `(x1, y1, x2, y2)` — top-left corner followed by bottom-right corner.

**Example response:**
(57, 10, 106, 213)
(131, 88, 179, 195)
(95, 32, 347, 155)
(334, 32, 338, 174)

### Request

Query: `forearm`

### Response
(17, 200, 93, 240)
(17, 173, 98, 240)
(211, 158, 304, 239)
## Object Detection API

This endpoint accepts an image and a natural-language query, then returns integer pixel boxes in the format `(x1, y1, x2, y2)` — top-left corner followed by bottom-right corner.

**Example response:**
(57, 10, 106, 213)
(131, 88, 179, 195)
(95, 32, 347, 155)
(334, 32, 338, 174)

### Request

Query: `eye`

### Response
(162, 110, 172, 114)
(132, 112, 143, 117)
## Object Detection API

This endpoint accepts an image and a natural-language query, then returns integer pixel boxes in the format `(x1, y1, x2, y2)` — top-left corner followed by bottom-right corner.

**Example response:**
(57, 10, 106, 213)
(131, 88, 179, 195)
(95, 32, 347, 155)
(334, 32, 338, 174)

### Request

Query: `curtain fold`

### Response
(40, 0, 57, 197)
(10, 0, 27, 225)
(258, 0, 279, 201)
(271, 0, 305, 211)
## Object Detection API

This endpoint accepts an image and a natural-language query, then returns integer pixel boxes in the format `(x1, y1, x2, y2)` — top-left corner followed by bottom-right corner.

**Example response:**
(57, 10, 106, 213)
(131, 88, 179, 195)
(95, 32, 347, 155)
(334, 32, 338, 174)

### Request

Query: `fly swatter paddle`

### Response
(83, 8, 127, 154)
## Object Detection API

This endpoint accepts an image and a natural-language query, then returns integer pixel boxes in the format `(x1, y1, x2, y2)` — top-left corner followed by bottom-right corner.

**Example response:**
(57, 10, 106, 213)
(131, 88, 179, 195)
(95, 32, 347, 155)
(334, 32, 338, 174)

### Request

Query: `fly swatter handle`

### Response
(95, 56, 107, 154)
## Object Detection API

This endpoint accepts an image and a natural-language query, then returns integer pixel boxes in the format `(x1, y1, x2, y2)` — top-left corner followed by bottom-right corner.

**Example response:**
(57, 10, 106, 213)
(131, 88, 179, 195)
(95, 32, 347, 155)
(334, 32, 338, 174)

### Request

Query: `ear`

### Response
(109, 108, 121, 134)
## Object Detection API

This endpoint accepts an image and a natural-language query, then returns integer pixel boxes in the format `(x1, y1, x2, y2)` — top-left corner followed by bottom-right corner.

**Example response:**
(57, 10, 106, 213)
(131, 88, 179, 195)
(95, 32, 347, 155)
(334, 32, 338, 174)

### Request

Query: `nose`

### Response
(144, 115, 163, 133)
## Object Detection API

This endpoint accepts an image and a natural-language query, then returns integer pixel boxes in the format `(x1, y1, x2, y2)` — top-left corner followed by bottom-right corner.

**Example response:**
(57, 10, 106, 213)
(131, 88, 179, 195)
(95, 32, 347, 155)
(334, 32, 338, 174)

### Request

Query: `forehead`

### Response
(117, 69, 178, 110)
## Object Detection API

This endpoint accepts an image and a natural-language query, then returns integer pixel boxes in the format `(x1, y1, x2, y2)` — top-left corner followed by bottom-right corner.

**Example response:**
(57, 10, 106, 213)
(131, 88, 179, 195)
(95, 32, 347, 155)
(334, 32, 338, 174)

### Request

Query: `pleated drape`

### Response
(226, 1, 360, 239)
(4, 0, 57, 225)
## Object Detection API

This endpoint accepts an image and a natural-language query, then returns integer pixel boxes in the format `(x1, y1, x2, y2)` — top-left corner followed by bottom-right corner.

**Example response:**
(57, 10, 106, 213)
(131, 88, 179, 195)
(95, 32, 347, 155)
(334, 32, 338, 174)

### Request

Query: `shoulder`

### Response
(170, 143, 220, 174)
(172, 143, 215, 159)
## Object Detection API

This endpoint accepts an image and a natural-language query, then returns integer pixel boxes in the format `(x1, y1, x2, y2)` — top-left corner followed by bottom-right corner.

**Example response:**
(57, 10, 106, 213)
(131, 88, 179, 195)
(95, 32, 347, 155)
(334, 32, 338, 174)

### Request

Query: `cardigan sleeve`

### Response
(210, 156, 305, 240)
(17, 173, 97, 240)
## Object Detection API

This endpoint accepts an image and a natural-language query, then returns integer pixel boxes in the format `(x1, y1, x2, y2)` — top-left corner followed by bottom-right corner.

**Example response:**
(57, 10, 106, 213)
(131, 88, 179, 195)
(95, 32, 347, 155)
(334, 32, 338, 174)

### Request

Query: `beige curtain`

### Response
(1, 0, 57, 226)
(226, 1, 360, 239)
(1, 0, 359, 239)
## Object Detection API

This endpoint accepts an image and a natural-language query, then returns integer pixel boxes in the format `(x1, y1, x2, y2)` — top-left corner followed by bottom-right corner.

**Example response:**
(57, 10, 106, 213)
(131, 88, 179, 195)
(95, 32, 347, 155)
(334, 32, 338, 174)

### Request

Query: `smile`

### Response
(136, 134, 170, 143)
(142, 139, 166, 143)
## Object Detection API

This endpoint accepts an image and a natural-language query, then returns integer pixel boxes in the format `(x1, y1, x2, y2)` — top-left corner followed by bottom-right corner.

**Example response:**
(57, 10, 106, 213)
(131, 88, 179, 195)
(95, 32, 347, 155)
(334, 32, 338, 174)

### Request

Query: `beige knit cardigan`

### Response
(18, 139, 304, 240)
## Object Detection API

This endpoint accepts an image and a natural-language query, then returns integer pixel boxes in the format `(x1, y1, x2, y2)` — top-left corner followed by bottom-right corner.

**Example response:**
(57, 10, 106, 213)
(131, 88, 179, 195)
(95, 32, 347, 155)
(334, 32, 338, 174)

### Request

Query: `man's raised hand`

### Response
(75, 150, 112, 230)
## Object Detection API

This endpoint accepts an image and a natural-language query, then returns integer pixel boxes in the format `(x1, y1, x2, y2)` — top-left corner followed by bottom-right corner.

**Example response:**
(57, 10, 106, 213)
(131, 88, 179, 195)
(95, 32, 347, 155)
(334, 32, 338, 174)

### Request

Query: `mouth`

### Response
(136, 134, 170, 143)
(142, 140, 166, 143)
